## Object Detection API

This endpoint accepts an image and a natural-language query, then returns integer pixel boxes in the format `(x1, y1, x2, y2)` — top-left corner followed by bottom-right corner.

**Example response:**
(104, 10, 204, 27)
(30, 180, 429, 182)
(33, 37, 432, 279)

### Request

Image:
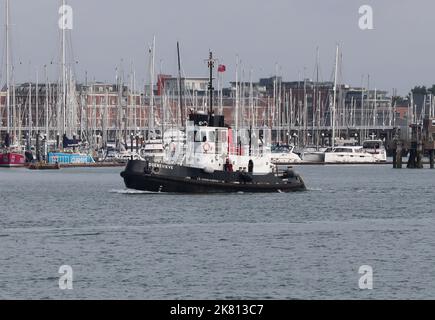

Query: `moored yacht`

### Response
(141, 139, 165, 162)
(271, 144, 302, 164)
(47, 134, 95, 165)
(362, 139, 387, 162)
(0, 134, 25, 168)
(0, 148, 26, 167)
(324, 146, 377, 163)
(300, 146, 327, 163)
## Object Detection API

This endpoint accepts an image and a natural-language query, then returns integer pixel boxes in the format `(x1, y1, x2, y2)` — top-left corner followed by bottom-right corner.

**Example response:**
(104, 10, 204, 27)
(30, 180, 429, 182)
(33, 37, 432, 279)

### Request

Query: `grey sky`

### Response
(1, 0, 435, 95)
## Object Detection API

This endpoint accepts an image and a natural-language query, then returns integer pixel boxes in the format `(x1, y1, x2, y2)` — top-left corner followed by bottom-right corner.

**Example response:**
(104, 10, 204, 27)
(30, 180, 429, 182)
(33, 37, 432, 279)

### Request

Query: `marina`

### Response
(2, 0, 435, 304)
(0, 2, 423, 170)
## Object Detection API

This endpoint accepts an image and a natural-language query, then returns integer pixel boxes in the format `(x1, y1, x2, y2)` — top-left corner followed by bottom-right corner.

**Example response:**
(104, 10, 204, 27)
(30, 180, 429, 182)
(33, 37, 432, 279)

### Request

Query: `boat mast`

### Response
(315, 47, 320, 149)
(133, 69, 137, 135)
(235, 55, 239, 150)
(177, 42, 183, 126)
(249, 69, 254, 128)
(12, 72, 16, 141)
(5, 0, 10, 135)
(28, 82, 32, 144)
(148, 37, 155, 140)
(207, 51, 215, 117)
(62, 0, 66, 136)
(332, 44, 339, 148)
(36, 70, 39, 133)
(45, 65, 49, 138)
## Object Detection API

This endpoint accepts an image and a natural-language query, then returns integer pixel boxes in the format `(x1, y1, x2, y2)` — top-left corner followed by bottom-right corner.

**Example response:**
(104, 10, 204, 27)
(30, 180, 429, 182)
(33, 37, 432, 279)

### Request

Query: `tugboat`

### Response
(121, 52, 306, 193)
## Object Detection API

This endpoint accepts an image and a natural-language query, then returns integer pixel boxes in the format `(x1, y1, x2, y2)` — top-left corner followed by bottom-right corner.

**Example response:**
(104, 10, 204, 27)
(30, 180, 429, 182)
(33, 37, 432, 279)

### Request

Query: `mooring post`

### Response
(36, 131, 40, 162)
(72, 134, 77, 153)
(417, 142, 423, 169)
(396, 142, 402, 169)
(430, 149, 435, 169)
(407, 142, 416, 168)
(136, 135, 140, 153)
(130, 133, 134, 153)
(56, 133, 60, 151)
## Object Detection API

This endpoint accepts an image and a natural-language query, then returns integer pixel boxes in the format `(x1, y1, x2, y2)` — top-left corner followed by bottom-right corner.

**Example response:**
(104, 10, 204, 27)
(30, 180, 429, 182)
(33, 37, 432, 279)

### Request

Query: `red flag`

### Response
(218, 64, 226, 73)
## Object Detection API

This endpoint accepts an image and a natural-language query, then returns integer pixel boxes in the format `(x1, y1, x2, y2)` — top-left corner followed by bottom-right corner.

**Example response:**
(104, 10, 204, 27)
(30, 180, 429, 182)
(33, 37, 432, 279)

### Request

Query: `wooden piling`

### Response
(56, 133, 60, 150)
(417, 142, 423, 169)
(130, 134, 134, 152)
(136, 136, 140, 153)
(36, 131, 40, 162)
(430, 150, 435, 169)
(396, 143, 402, 169)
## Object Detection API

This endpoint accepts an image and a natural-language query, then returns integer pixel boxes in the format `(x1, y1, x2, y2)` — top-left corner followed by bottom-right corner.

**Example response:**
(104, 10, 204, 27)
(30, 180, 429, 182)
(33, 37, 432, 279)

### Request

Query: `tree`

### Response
(411, 86, 427, 95)
(428, 85, 435, 95)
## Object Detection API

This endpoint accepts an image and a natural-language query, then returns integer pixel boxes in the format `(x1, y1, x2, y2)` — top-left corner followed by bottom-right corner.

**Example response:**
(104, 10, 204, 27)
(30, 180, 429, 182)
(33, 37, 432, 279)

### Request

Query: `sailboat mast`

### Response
(36, 70, 39, 132)
(235, 55, 239, 150)
(5, 0, 10, 134)
(148, 36, 156, 139)
(332, 44, 339, 148)
(177, 42, 183, 125)
(45, 65, 49, 138)
(62, 0, 66, 135)
(315, 47, 320, 148)
(29, 83, 32, 140)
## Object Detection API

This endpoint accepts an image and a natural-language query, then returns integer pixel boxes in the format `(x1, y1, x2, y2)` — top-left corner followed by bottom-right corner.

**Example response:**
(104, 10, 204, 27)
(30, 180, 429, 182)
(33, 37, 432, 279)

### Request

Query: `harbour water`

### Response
(1, 165, 435, 299)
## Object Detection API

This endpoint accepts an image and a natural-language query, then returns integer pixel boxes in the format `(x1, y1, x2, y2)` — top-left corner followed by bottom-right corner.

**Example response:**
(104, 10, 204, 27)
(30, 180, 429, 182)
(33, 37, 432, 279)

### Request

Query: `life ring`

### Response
(169, 142, 176, 154)
(203, 142, 212, 153)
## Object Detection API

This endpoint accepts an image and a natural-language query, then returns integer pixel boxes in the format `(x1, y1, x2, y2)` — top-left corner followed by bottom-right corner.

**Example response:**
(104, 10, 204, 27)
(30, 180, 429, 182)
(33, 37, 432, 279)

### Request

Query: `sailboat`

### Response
(141, 36, 164, 161)
(1, 135, 25, 167)
(46, 0, 94, 165)
(323, 46, 380, 164)
(1, 0, 25, 168)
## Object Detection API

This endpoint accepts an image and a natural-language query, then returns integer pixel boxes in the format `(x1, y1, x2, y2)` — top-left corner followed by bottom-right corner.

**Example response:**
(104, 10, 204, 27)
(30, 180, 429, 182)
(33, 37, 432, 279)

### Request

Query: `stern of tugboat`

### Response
(278, 167, 307, 192)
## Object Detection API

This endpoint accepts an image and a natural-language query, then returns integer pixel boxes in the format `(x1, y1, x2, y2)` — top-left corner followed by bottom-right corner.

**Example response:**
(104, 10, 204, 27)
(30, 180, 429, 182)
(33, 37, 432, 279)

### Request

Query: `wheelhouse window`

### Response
(208, 131, 216, 142)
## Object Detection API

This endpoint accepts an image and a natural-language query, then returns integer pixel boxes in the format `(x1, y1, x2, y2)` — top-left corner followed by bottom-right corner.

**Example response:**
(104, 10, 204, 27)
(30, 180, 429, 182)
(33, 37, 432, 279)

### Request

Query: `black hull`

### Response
(121, 160, 306, 193)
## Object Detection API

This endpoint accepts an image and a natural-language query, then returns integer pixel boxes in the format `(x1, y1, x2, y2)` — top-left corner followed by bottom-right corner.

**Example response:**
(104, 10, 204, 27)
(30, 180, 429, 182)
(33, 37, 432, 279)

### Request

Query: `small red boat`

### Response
(0, 150, 26, 167)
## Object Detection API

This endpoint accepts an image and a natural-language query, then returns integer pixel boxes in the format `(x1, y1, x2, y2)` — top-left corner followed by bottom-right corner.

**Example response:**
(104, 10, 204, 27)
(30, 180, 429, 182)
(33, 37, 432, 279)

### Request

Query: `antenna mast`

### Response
(207, 51, 215, 116)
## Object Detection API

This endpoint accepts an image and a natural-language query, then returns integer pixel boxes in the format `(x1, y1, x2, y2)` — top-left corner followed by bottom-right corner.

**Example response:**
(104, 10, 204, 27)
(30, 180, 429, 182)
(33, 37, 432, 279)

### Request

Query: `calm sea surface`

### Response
(1, 165, 435, 299)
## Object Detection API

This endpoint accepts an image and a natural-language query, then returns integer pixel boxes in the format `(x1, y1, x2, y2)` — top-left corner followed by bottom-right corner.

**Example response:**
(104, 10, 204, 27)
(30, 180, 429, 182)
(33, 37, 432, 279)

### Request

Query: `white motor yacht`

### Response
(324, 146, 377, 163)
(362, 140, 387, 162)
(271, 145, 302, 164)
